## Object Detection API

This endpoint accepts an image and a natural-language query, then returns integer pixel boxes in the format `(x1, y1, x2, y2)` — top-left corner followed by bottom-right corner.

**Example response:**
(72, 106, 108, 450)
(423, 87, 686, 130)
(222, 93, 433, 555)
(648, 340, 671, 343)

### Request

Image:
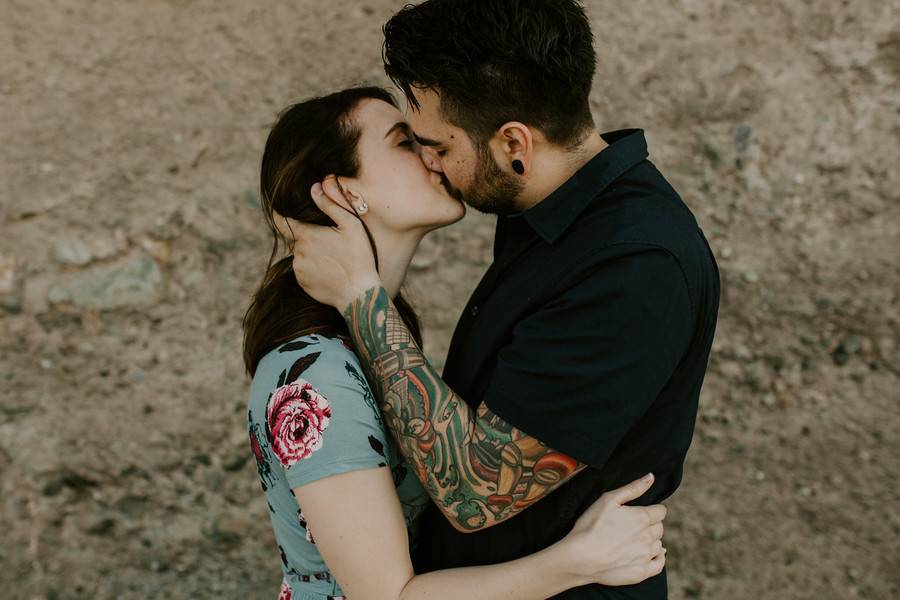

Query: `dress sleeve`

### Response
(482, 248, 694, 468)
(262, 343, 391, 489)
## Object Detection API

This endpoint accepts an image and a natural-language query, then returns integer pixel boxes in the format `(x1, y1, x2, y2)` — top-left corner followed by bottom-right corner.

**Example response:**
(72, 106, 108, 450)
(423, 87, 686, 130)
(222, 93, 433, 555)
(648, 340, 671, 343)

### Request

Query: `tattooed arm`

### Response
(272, 179, 588, 533)
(343, 285, 586, 532)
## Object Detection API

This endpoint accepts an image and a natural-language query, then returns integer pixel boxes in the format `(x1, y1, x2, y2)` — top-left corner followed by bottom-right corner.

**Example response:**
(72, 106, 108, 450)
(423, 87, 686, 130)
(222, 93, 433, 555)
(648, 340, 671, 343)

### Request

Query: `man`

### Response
(278, 0, 720, 597)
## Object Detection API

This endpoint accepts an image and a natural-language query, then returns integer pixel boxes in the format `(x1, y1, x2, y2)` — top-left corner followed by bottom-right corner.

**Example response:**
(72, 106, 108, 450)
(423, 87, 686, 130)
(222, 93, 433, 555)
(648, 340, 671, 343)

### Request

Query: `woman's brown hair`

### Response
(243, 87, 422, 376)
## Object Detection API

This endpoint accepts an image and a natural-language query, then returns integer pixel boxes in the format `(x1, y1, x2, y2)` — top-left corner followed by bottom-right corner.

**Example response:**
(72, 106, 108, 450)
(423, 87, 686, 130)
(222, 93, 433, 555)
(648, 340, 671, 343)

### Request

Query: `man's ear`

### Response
(492, 122, 534, 175)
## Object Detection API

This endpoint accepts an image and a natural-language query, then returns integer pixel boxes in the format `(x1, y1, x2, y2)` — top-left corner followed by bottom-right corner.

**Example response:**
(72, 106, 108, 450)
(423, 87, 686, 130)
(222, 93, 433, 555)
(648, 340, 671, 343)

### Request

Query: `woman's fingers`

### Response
(630, 503, 666, 527)
(607, 473, 654, 505)
(314, 176, 357, 225)
(272, 211, 302, 242)
(645, 552, 666, 578)
(271, 174, 358, 252)
(645, 503, 667, 524)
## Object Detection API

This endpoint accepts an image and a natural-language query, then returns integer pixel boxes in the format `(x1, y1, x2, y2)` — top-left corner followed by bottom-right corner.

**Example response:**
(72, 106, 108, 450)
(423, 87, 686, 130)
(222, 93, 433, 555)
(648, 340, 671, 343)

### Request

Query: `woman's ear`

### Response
(319, 175, 367, 217)
(337, 178, 369, 216)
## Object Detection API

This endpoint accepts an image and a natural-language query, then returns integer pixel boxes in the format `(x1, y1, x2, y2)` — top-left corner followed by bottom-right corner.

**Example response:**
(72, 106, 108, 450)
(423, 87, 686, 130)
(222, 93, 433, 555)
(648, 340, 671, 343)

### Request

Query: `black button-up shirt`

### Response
(412, 129, 721, 599)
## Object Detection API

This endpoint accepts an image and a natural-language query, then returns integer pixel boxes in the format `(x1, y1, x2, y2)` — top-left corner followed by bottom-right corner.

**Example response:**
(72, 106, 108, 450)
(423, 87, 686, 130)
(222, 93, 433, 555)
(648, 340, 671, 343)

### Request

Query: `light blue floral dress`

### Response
(247, 334, 430, 599)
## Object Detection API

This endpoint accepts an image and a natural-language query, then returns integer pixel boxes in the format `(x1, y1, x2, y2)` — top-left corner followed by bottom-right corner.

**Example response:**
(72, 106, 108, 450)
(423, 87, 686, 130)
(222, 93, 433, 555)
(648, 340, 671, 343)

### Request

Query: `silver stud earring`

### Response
(347, 188, 368, 215)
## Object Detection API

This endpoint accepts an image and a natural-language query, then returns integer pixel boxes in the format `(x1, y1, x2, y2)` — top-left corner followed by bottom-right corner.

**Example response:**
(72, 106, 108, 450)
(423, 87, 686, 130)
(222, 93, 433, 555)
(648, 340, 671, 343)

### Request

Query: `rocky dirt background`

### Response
(1, 0, 898, 598)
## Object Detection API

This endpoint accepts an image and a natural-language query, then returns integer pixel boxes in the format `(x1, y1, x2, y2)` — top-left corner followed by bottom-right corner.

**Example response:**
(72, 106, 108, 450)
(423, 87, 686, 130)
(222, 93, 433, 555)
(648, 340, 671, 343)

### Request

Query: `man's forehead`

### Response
(405, 88, 452, 142)
(410, 86, 441, 112)
(405, 109, 441, 138)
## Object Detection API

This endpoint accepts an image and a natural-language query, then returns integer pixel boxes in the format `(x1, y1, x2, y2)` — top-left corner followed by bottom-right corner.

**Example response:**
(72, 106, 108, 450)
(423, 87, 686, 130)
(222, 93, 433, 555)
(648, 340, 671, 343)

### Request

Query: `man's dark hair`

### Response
(383, 0, 597, 149)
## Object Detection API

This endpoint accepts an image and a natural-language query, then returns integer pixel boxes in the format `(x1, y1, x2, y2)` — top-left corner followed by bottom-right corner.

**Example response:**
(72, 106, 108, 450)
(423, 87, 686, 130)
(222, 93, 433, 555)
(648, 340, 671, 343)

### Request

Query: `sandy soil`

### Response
(1, 0, 898, 598)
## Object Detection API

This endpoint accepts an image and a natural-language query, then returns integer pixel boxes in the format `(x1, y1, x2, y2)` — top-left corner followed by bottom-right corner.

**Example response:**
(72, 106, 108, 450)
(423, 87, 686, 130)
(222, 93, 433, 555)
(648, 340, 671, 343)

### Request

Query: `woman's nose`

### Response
(419, 146, 443, 173)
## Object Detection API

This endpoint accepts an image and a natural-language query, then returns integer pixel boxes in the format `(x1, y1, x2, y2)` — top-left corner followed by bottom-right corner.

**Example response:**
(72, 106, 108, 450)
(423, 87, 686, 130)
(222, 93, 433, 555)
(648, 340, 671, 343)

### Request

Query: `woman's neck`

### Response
(370, 226, 424, 299)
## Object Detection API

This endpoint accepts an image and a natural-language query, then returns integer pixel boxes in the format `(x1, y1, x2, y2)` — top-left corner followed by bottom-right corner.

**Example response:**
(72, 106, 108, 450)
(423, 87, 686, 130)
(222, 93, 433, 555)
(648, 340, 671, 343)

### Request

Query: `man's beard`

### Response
(453, 141, 524, 216)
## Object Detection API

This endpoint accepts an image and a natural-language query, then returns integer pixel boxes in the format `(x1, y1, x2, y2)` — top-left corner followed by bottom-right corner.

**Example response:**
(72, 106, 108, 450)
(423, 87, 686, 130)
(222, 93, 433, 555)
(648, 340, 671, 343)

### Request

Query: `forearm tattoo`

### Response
(342, 286, 585, 531)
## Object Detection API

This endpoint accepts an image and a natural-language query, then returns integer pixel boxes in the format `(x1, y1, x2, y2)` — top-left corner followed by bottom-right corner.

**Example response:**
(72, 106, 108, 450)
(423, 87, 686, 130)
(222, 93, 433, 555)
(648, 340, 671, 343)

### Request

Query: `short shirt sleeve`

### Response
(483, 248, 694, 468)
(259, 337, 390, 489)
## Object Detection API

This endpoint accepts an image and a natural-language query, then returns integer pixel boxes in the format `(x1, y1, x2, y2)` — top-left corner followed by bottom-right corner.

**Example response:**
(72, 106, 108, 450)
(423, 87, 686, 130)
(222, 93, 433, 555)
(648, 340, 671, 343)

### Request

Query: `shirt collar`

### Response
(519, 129, 649, 244)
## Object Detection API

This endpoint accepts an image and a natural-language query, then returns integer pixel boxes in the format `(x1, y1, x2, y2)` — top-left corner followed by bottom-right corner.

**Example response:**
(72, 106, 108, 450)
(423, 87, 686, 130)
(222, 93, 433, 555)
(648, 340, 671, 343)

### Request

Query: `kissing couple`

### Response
(243, 1, 720, 598)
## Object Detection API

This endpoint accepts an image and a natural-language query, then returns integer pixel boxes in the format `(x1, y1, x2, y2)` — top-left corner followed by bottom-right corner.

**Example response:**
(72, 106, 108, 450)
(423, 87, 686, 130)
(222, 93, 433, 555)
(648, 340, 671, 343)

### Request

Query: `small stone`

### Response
(410, 254, 434, 270)
(140, 237, 171, 264)
(40, 162, 56, 173)
(0, 294, 22, 314)
(742, 270, 759, 283)
(53, 239, 94, 266)
(718, 360, 743, 380)
(411, 236, 441, 270)
(832, 346, 850, 366)
(46, 253, 164, 310)
(816, 146, 852, 172)
(222, 450, 248, 472)
(832, 336, 861, 366)
(734, 344, 754, 360)
(53, 234, 126, 266)
(150, 560, 169, 573)
(683, 581, 703, 598)
(0, 254, 15, 294)
(206, 515, 247, 547)
(40, 359, 54, 370)
(755, 470, 765, 481)
(842, 335, 862, 354)
(40, 470, 98, 497)
(699, 140, 721, 166)
(84, 515, 117, 536)
(241, 189, 260, 208)
(719, 246, 734, 259)
(733, 124, 752, 153)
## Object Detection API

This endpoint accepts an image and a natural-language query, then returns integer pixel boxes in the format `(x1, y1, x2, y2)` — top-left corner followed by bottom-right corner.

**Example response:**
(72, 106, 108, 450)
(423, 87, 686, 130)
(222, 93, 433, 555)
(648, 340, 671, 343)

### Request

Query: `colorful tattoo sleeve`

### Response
(342, 286, 586, 531)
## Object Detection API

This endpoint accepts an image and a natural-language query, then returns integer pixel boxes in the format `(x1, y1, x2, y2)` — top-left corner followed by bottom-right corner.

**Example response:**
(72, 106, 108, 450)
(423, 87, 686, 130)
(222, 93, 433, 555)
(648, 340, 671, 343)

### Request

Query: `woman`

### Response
(243, 87, 667, 600)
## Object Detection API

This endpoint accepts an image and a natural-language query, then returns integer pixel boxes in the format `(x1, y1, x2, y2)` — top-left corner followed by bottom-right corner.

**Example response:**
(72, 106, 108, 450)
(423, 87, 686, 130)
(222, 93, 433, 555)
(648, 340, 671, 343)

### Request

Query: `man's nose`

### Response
(419, 146, 443, 173)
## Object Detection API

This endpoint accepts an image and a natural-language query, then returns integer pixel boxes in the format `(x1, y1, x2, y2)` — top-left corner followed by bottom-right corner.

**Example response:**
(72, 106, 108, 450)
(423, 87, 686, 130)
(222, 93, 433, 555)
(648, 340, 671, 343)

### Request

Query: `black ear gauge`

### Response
(512, 159, 525, 175)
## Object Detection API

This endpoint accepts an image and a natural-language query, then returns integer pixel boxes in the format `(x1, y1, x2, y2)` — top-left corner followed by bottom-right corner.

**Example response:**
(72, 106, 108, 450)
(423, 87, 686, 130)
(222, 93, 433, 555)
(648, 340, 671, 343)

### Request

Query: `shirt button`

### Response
(470, 305, 480, 317)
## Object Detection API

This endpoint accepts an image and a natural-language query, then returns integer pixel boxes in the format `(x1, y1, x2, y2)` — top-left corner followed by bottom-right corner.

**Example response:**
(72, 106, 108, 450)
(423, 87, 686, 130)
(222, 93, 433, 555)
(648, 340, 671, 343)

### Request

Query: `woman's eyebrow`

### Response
(413, 133, 442, 147)
(383, 121, 443, 147)
(383, 121, 410, 139)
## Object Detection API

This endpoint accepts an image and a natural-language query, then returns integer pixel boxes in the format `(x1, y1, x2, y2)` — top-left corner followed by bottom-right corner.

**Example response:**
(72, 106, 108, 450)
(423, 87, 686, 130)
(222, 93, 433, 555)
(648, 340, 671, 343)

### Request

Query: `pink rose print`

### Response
(278, 579, 292, 600)
(266, 379, 332, 468)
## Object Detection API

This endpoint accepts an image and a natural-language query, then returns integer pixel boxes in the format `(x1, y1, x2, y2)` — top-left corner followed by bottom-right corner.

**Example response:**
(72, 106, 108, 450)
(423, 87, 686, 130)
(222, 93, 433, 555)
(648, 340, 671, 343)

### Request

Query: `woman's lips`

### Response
(430, 171, 450, 193)
(429, 170, 461, 201)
